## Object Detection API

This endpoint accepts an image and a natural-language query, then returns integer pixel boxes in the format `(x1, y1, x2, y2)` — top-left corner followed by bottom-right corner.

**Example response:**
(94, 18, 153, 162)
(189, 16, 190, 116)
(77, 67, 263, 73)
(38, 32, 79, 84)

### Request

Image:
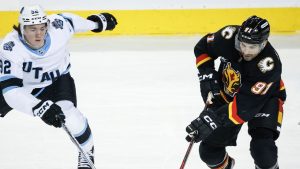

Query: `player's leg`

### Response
(199, 142, 235, 169)
(56, 100, 94, 169)
(52, 73, 95, 169)
(199, 125, 241, 169)
(30, 73, 95, 169)
(248, 97, 283, 169)
(249, 128, 279, 169)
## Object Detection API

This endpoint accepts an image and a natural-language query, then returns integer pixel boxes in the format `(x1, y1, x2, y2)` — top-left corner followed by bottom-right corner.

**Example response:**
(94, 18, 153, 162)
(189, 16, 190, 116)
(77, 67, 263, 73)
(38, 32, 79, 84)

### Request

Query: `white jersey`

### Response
(0, 13, 97, 115)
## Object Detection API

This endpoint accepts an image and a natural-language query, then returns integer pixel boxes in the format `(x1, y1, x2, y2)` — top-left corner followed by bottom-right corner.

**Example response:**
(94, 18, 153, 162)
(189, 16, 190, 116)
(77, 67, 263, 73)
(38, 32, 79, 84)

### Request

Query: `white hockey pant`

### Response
(56, 100, 94, 153)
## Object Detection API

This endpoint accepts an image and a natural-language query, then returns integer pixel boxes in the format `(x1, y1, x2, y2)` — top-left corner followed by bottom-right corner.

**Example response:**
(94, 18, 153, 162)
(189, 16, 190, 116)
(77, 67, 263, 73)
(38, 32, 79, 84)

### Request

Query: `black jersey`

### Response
(194, 25, 286, 125)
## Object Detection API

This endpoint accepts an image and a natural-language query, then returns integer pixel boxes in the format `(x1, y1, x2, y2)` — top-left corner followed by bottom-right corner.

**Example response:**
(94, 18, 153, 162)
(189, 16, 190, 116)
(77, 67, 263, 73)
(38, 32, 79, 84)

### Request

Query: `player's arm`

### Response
(194, 35, 220, 104)
(0, 55, 39, 115)
(194, 33, 216, 70)
(194, 27, 234, 104)
(194, 26, 237, 70)
(0, 52, 64, 127)
(58, 12, 117, 33)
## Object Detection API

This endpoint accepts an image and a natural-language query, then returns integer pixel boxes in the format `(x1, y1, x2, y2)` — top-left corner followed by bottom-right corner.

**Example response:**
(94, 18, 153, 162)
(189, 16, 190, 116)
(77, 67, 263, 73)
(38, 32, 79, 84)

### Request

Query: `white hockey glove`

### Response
(33, 100, 65, 128)
(87, 13, 118, 32)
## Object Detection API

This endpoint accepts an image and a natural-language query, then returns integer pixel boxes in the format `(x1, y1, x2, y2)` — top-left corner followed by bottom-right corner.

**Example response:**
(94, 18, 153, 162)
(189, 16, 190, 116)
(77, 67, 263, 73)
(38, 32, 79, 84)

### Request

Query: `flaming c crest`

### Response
(222, 62, 241, 97)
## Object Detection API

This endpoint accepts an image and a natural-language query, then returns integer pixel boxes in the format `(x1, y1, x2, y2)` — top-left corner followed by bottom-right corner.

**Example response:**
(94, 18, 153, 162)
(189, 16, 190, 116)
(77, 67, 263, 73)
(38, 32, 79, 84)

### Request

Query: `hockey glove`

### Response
(186, 109, 220, 142)
(198, 69, 223, 105)
(87, 13, 118, 32)
(33, 100, 65, 128)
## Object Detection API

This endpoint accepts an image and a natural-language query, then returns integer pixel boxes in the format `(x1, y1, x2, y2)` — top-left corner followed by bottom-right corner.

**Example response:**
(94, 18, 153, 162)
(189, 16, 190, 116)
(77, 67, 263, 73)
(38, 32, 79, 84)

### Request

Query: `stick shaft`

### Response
(180, 103, 209, 169)
(179, 139, 195, 169)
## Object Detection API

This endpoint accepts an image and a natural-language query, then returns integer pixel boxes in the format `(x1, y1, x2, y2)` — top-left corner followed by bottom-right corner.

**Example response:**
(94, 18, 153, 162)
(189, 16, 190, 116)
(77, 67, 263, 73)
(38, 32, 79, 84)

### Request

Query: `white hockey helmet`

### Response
(18, 5, 49, 39)
(19, 5, 48, 26)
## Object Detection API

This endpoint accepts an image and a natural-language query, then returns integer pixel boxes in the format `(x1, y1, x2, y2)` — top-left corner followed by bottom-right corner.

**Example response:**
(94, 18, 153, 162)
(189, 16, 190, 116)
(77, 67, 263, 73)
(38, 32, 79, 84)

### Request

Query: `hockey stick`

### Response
(180, 138, 195, 169)
(180, 102, 209, 169)
(62, 123, 97, 169)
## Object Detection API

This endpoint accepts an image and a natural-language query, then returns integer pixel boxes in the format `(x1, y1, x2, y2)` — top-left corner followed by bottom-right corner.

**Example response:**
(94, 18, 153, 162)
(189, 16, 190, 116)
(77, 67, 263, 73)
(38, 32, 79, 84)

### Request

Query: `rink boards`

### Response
(0, 7, 300, 37)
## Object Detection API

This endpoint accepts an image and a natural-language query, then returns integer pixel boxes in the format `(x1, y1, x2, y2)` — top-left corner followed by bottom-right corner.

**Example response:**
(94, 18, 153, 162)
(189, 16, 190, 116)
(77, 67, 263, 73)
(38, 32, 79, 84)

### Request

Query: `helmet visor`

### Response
(235, 35, 266, 61)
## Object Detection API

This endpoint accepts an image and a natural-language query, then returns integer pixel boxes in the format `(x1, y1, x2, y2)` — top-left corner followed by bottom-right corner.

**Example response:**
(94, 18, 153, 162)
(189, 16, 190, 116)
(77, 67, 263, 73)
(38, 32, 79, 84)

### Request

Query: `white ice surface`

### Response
(0, 35, 299, 169)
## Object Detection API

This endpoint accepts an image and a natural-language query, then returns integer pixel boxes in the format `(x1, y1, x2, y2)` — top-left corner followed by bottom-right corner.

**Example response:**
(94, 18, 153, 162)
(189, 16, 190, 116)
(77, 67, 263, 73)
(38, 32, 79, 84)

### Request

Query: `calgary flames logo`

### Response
(222, 62, 242, 97)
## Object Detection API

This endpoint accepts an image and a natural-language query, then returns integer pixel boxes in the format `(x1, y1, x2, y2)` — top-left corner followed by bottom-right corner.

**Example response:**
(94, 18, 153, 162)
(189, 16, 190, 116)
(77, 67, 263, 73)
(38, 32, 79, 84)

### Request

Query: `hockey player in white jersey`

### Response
(0, 5, 117, 169)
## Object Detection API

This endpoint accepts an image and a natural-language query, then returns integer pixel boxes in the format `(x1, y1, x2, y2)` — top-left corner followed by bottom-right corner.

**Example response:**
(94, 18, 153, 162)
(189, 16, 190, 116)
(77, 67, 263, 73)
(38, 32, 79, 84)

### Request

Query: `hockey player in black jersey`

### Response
(185, 16, 286, 169)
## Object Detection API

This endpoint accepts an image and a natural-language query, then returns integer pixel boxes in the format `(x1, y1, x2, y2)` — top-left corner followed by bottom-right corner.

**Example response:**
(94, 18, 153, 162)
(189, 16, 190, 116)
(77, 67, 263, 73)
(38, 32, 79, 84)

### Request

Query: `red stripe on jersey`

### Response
(228, 96, 245, 124)
(196, 54, 212, 67)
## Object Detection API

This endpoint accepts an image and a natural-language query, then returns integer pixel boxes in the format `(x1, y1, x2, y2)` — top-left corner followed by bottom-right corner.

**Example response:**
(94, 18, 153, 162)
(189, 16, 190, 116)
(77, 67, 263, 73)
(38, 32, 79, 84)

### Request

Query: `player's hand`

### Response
(186, 109, 219, 142)
(198, 69, 223, 106)
(33, 100, 65, 128)
(87, 13, 118, 32)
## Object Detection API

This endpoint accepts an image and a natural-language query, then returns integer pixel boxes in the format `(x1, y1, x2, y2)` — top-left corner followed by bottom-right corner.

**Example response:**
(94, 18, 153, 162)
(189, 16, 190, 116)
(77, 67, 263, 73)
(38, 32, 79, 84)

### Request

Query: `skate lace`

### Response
(78, 148, 94, 168)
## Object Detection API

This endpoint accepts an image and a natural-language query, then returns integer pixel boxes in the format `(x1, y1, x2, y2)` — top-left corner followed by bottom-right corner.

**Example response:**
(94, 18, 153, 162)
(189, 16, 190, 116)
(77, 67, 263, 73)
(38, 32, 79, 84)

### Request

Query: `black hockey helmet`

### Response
(237, 15, 270, 44)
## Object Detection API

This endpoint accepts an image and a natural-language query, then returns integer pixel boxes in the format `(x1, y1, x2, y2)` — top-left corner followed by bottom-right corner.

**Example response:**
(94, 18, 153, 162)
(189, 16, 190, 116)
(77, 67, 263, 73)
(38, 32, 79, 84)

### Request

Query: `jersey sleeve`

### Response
(194, 34, 217, 71)
(194, 25, 238, 72)
(57, 13, 98, 33)
(0, 44, 24, 90)
(0, 40, 40, 116)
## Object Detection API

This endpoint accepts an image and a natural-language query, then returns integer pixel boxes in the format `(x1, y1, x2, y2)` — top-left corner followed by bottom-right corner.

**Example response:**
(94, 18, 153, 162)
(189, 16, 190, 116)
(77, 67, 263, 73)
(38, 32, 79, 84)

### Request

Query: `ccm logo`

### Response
(255, 113, 270, 118)
(203, 115, 218, 130)
(199, 73, 213, 81)
(36, 101, 51, 117)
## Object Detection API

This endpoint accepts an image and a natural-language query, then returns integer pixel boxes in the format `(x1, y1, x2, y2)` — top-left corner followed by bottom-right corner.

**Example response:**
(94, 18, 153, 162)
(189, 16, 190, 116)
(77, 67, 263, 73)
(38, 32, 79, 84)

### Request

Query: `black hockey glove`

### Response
(33, 100, 65, 128)
(186, 109, 220, 143)
(198, 69, 223, 105)
(87, 13, 118, 32)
